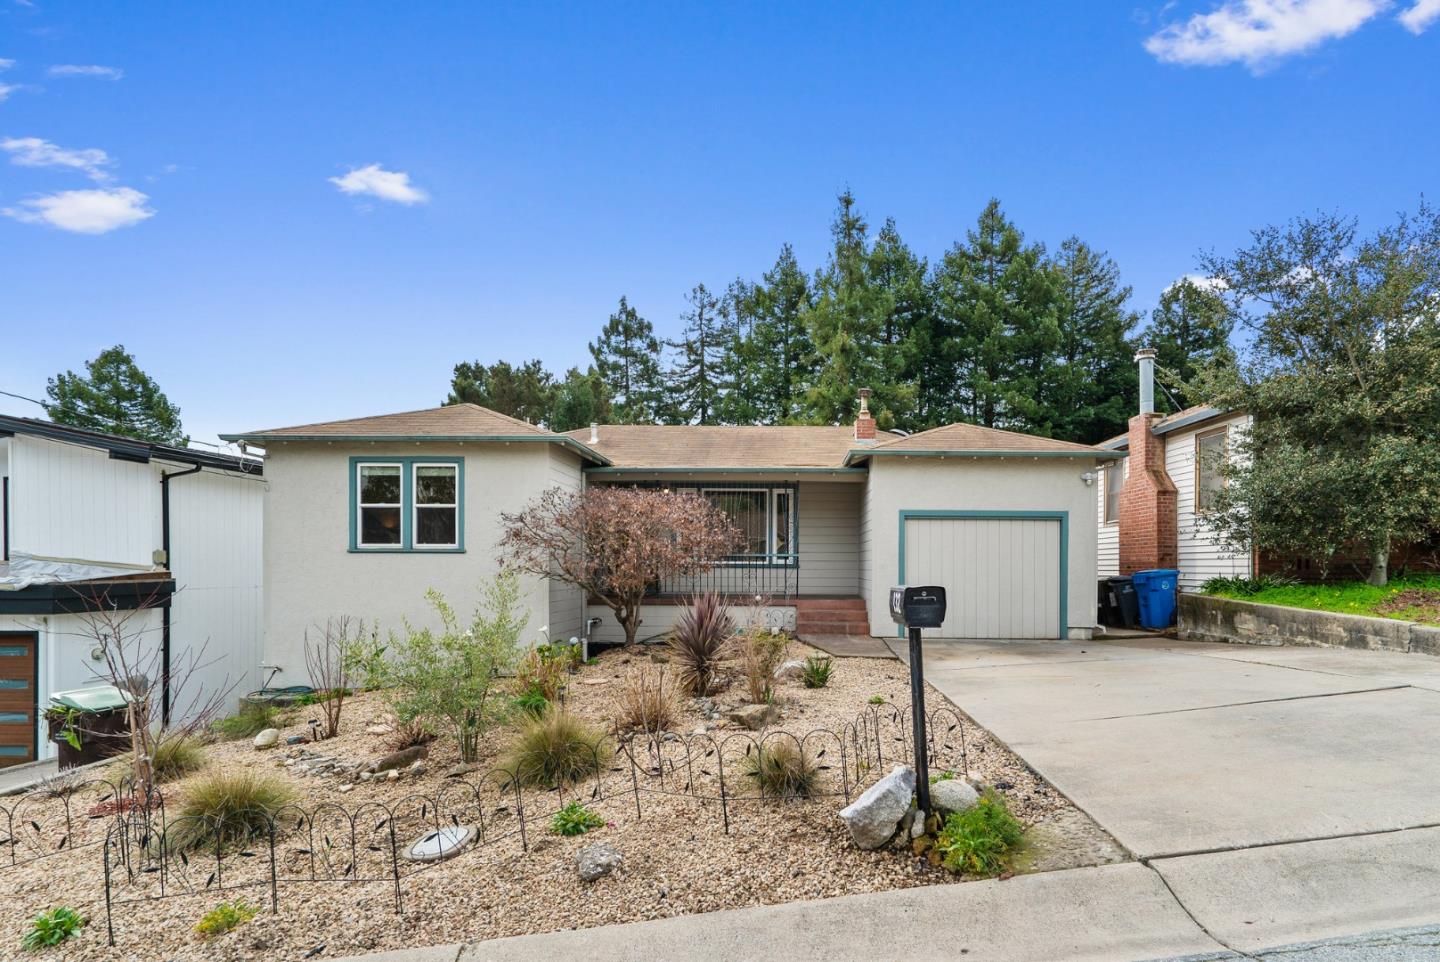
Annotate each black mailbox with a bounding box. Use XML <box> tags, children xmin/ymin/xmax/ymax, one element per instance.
<box><xmin>889</xmin><ymin>585</ymin><xmax>947</xmax><ymax>629</ymax></box>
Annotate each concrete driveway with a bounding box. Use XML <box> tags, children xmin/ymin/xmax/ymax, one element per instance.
<box><xmin>914</xmin><ymin>636</ymin><xmax>1440</xmax><ymax>951</ymax></box>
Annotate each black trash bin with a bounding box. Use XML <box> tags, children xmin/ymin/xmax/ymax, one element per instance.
<box><xmin>1101</xmin><ymin>577</ymin><xmax>1140</xmax><ymax>629</ymax></box>
<box><xmin>46</xmin><ymin>686</ymin><xmax>133</xmax><ymax>770</ymax></box>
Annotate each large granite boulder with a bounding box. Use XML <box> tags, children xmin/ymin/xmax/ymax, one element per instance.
<box><xmin>930</xmin><ymin>778</ymin><xmax>980</xmax><ymax>816</ymax></box>
<box><xmin>839</xmin><ymin>765</ymin><xmax>916</xmax><ymax>850</ymax></box>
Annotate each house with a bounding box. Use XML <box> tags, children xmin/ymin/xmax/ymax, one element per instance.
<box><xmin>0</xmin><ymin>416</ymin><xmax>264</xmax><ymax>770</ymax></box>
<box><xmin>225</xmin><ymin>392</ymin><xmax>1118</xmax><ymax>681</ymax></box>
<box><xmin>1095</xmin><ymin>348</ymin><xmax>1252</xmax><ymax>593</ymax></box>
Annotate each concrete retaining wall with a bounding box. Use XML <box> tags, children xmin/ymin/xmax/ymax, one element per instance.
<box><xmin>1179</xmin><ymin>593</ymin><xmax>1438</xmax><ymax>655</ymax></box>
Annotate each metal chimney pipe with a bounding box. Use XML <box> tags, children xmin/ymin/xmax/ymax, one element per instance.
<box><xmin>589</xmin><ymin>423</ymin><xmax>599</xmax><ymax>444</ymax></box>
<box><xmin>1135</xmin><ymin>348</ymin><xmax>1157</xmax><ymax>415</ymax></box>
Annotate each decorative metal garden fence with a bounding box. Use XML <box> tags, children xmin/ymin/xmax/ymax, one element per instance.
<box><xmin>4</xmin><ymin>702</ymin><xmax>972</xmax><ymax>947</ymax></box>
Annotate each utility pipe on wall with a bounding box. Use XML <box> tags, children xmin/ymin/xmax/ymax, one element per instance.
<box><xmin>159</xmin><ymin>463</ymin><xmax>203</xmax><ymax>725</ymax></box>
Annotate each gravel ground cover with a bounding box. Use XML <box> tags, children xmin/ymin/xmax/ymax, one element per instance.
<box><xmin>0</xmin><ymin>641</ymin><xmax>1120</xmax><ymax>961</ymax></box>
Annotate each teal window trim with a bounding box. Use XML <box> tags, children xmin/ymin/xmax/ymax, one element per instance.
<box><xmin>896</xmin><ymin>509</ymin><xmax>1068</xmax><ymax>639</ymax></box>
<box><xmin>348</xmin><ymin>456</ymin><xmax>465</xmax><ymax>553</ymax></box>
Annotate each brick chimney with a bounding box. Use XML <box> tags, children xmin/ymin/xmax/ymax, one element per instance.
<box><xmin>1119</xmin><ymin>349</ymin><xmax>1178</xmax><ymax>573</ymax></box>
<box><xmin>854</xmin><ymin>388</ymin><xmax>876</xmax><ymax>441</ymax></box>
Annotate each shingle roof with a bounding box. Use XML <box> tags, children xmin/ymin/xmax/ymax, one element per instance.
<box><xmin>564</xmin><ymin>425</ymin><xmax>862</xmax><ymax>469</ymax></box>
<box><xmin>222</xmin><ymin>404</ymin><xmax>610</xmax><ymax>464</ymax></box>
<box><xmin>569</xmin><ymin>421</ymin><xmax>1116</xmax><ymax>470</ymax></box>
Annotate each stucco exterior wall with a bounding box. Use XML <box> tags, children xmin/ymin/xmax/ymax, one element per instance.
<box><xmin>260</xmin><ymin>442</ymin><xmax>568</xmax><ymax>675</ymax></box>
<box><xmin>861</xmin><ymin>457</ymin><xmax>1102</xmax><ymax>639</ymax></box>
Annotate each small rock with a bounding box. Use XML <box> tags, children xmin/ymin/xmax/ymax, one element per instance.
<box><xmin>365</xmin><ymin>745</ymin><xmax>428</xmax><ymax>774</ymax></box>
<box><xmin>692</xmin><ymin>726</ymin><xmax>708</xmax><ymax>737</ymax></box>
<box><xmin>692</xmin><ymin>697</ymin><xmax>718</xmax><ymax>715</ymax></box>
<box><xmin>911</xmin><ymin>813</ymin><xmax>927</xmax><ymax>840</ymax></box>
<box><xmin>912</xmin><ymin>836</ymin><xmax>934</xmax><ymax>856</ymax></box>
<box><xmin>386</xmin><ymin>770</ymin><xmax>400</xmax><ymax>780</ymax></box>
<box><xmin>337</xmin><ymin>784</ymin><xmax>354</xmax><ymax>793</ymax></box>
<box><xmin>285</xmin><ymin>735</ymin><xmax>306</xmax><ymax>745</ymax></box>
<box><xmin>838</xmin><ymin>766</ymin><xmax>916</xmax><ymax>851</ymax></box>
<box><xmin>359</xmin><ymin>772</ymin><xmax>372</xmax><ymax>782</ymax></box>
<box><xmin>994</xmin><ymin>779</ymin><xmax>1014</xmax><ymax>792</ymax></box>
<box><xmin>773</xmin><ymin>659</ymin><xmax>806</xmax><ymax>681</ymax></box>
<box><xmin>408</xmin><ymin>761</ymin><xmax>427</xmax><ymax>776</ymax></box>
<box><xmin>931</xmin><ymin>779</ymin><xmax>981</xmax><ymax>815</ymax></box>
<box><xmin>576</xmin><ymin>842</ymin><xmax>623</xmax><ymax>882</ymax></box>
<box><xmin>725</xmin><ymin>703</ymin><xmax>779</xmax><ymax>731</ymax></box>
<box><xmin>253</xmin><ymin>728</ymin><xmax>279</xmax><ymax>750</ymax></box>
<box><xmin>364</xmin><ymin>724</ymin><xmax>391</xmax><ymax>735</ymax></box>
<box><xmin>446</xmin><ymin>763</ymin><xmax>478</xmax><ymax>778</ymax></box>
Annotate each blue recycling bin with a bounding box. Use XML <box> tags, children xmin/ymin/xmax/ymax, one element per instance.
<box><xmin>1132</xmin><ymin>569</ymin><xmax>1179</xmax><ymax>630</ymax></box>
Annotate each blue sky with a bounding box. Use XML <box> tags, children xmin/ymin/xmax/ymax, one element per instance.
<box><xmin>2</xmin><ymin>1</ymin><xmax>1437</xmax><ymax>448</ymax></box>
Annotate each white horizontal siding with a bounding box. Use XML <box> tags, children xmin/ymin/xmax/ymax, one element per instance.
<box><xmin>857</xmin><ymin>478</ymin><xmax>872</xmax><ymax>604</ymax></box>
<box><xmin>1096</xmin><ymin>457</ymin><xmax>1124</xmax><ymax>578</ymax></box>
<box><xmin>1167</xmin><ymin>414</ymin><xmax>1252</xmax><ymax>592</ymax></box>
<box><xmin>797</xmin><ymin>481</ymin><xmax>861</xmax><ymax>595</ymax></box>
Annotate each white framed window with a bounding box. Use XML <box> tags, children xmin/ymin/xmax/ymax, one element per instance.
<box><xmin>356</xmin><ymin>463</ymin><xmax>403</xmax><ymax>547</ymax></box>
<box><xmin>413</xmin><ymin>463</ymin><xmax>459</xmax><ymax>548</ymax></box>
<box><xmin>701</xmin><ymin>486</ymin><xmax>797</xmax><ymax>565</ymax></box>
<box><xmin>1196</xmin><ymin>428</ymin><xmax>1228</xmax><ymax>513</ymax></box>
<box><xmin>1103</xmin><ymin>459</ymin><xmax>1123</xmax><ymax>524</ymax></box>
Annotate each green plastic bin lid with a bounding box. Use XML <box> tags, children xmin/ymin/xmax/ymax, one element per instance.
<box><xmin>49</xmin><ymin>685</ymin><xmax>133</xmax><ymax>713</ymax></box>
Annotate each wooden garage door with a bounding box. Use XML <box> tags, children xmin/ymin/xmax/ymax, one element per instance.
<box><xmin>902</xmin><ymin>516</ymin><xmax>1062</xmax><ymax>639</ymax></box>
<box><xmin>0</xmin><ymin>634</ymin><xmax>38</xmax><ymax>768</ymax></box>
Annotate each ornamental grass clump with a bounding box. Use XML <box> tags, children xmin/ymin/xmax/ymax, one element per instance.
<box><xmin>741</xmin><ymin>739</ymin><xmax>819</xmax><ymax>798</ymax></box>
<box><xmin>504</xmin><ymin>708</ymin><xmax>609</xmax><ymax>789</ymax></box>
<box><xmin>613</xmin><ymin>668</ymin><xmax>677</xmax><ymax>734</ymax></box>
<box><xmin>212</xmin><ymin>701</ymin><xmax>281</xmax><ymax>741</ymax></box>
<box><xmin>801</xmin><ymin>654</ymin><xmax>833</xmax><ymax>689</ymax></box>
<box><xmin>739</xmin><ymin>627</ymin><xmax>788</xmax><ymax>704</ymax></box>
<box><xmin>667</xmin><ymin>593</ymin><xmax>733</xmax><ymax>696</ymax></box>
<box><xmin>162</xmin><ymin>770</ymin><xmax>295</xmax><ymax>853</ymax></box>
<box><xmin>934</xmin><ymin>790</ymin><xmax>1024</xmax><ymax>877</ymax></box>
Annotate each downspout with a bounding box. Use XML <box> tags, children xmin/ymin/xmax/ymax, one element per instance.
<box><xmin>160</xmin><ymin>463</ymin><xmax>203</xmax><ymax>725</ymax></box>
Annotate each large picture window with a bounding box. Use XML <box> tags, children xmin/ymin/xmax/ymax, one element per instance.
<box><xmin>701</xmin><ymin>486</ymin><xmax>797</xmax><ymax>565</ymax></box>
<box><xmin>350</xmin><ymin>457</ymin><xmax>464</xmax><ymax>552</ymax></box>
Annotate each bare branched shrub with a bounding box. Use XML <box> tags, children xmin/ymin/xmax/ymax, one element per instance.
<box><xmin>304</xmin><ymin>617</ymin><xmax>357</xmax><ymax>740</ymax></box>
<box><xmin>614</xmin><ymin>668</ymin><xmax>677</xmax><ymax>734</ymax></box>
<box><xmin>739</xmin><ymin>627</ymin><xmax>789</xmax><ymax>704</ymax></box>
<box><xmin>64</xmin><ymin>586</ymin><xmax>233</xmax><ymax>800</ymax></box>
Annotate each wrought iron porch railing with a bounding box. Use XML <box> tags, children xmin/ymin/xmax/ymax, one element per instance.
<box><xmin>654</xmin><ymin>552</ymin><xmax>799</xmax><ymax>600</ymax></box>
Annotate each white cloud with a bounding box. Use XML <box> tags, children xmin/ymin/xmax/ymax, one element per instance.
<box><xmin>0</xmin><ymin>82</ymin><xmax>15</xmax><ymax>102</ymax></box>
<box><xmin>329</xmin><ymin>164</ymin><xmax>429</xmax><ymax>205</ymax></box>
<box><xmin>1</xmin><ymin>136</ymin><xmax>113</xmax><ymax>181</ymax></box>
<box><xmin>47</xmin><ymin>64</ymin><xmax>124</xmax><ymax>80</ymax></box>
<box><xmin>3</xmin><ymin>187</ymin><xmax>153</xmax><ymax>234</ymax></box>
<box><xmin>1398</xmin><ymin>0</ymin><xmax>1440</xmax><ymax>31</ymax></box>
<box><xmin>0</xmin><ymin>58</ymin><xmax>15</xmax><ymax>71</ymax></box>
<box><xmin>1144</xmin><ymin>0</ymin><xmax>1388</xmax><ymax>69</ymax></box>
<box><xmin>1166</xmin><ymin>274</ymin><xmax>1230</xmax><ymax>293</ymax></box>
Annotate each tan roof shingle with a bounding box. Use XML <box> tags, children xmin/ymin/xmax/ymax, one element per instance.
<box><xmin>564</xmin><ymin>425</ymin><xmax>861</xmax><ymax>469</ymax></box>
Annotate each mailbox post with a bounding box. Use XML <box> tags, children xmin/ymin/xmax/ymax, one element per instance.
<box><xmin>889</xmin><ymin>585</ymin><xmax>946</xmax><ymax>816</ymax></box>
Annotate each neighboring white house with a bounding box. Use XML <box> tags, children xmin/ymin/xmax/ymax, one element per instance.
<box><xmin>0</xmin><ymin>416</ymin><xmax>264</xmax><ymax>769</ymax></box>
<box><xmin>225</xmin><ymin>393</ymin><xmax>1118</xmax><ymax>680</ymax></box>
<box><xmin>1095</xmin><ymin>350</ymin><xmax>1252</xmax><ymax>592</ymax></box>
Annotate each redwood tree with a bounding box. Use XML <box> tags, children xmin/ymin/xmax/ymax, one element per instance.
<box><xmin>499</xmin><ymin>486</ymin><xmax>742</xmax><ymax>645</ymax></box>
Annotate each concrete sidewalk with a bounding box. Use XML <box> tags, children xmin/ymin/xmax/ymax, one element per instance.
<box><xmin>346</xmin><ymin>862</ymin><xmax>1221</xmax><ymax>962</ymax></box>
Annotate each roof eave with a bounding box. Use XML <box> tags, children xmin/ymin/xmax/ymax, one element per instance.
<box><xmin>844</xmin><ymin>448</ymin><xmax>1123</xmax><ymax>466</ymax></box>
<box><xmin>583</xmin><ymin>465</ymin><xmax>865</xmax><ymax>475</ymax></box>
<box><xmin>219</xmin><ymin>432</ymin><xmax>613</xmax><ymax>467</ymax></box>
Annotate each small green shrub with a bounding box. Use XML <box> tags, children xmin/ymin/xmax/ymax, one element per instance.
<box><xmin>162</xmin><ymin>770</ymin><xmax>295</xmax><ymax>853</ymax></box>
<box><xmin>504</xmin><ymin>709</ymin><xmax>609</xmax><ymax>788</ymax></box>
<box><xmin>511</xmin><ymin>687</ymin><xmax>550</xmax><ymax>718</ymax></box>
<box><xmin>195</xmin><ymin>900</ymin><xmax>258</xmax><ymax>937</ymax></box>
<box><xmin>868</xmin><ymin>694</ymin><xmax>885</xmax><ymax>705</ymax></box>
<box><xmin>741</xmin><ymin>739</ymin><xmax>819</xmax><ymax>797</ymax></box>
<box><xmin>800</xmin><ymin>654</ymin><xmax>833</xmax><ymax>689</ymax></box>
<box><xmin>550</xmin><ymin>802</ymin><xmax>604</xmax><ymax>836</ymax></box>
<box><xmin>22</xmin><ymin>907</ymin><xmax>85</xmax><ymax>951</ymax></box>
<box><xmin>213</xmin><ymin>702</ymin><xmax>280</xmax><ymax>740</ymax></box>
<box><xmin>935</xmin><ymin>791</ymin><xmax>1024</xmax><ymax>877</ymax></box>
<box><xmin>1201</xmin><ymin>573</ymin><xmax>1301</xmax><ymax>596</ymax></box>
<box><xmin>148</xmin><ymin>736</ymin><xmax>206</xmax><ymax>783</ymax></box>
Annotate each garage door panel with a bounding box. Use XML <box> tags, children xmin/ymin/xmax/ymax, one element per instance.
<box><xmin>903</xmin><ymin>517</ymin><xmax>1061</xmax><ymax>640</ymax></box>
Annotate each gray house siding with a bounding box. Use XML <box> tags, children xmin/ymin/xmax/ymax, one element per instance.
<box><xmin>797</xmin><ymin>480</ymin><xmax>862</xmax><ymax>595</ymax></box>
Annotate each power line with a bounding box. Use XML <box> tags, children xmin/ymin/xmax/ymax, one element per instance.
<box><xmin>0</xmin><ymin>388</ymin><xmax>46</xmax><ymax>407</ymax></box>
